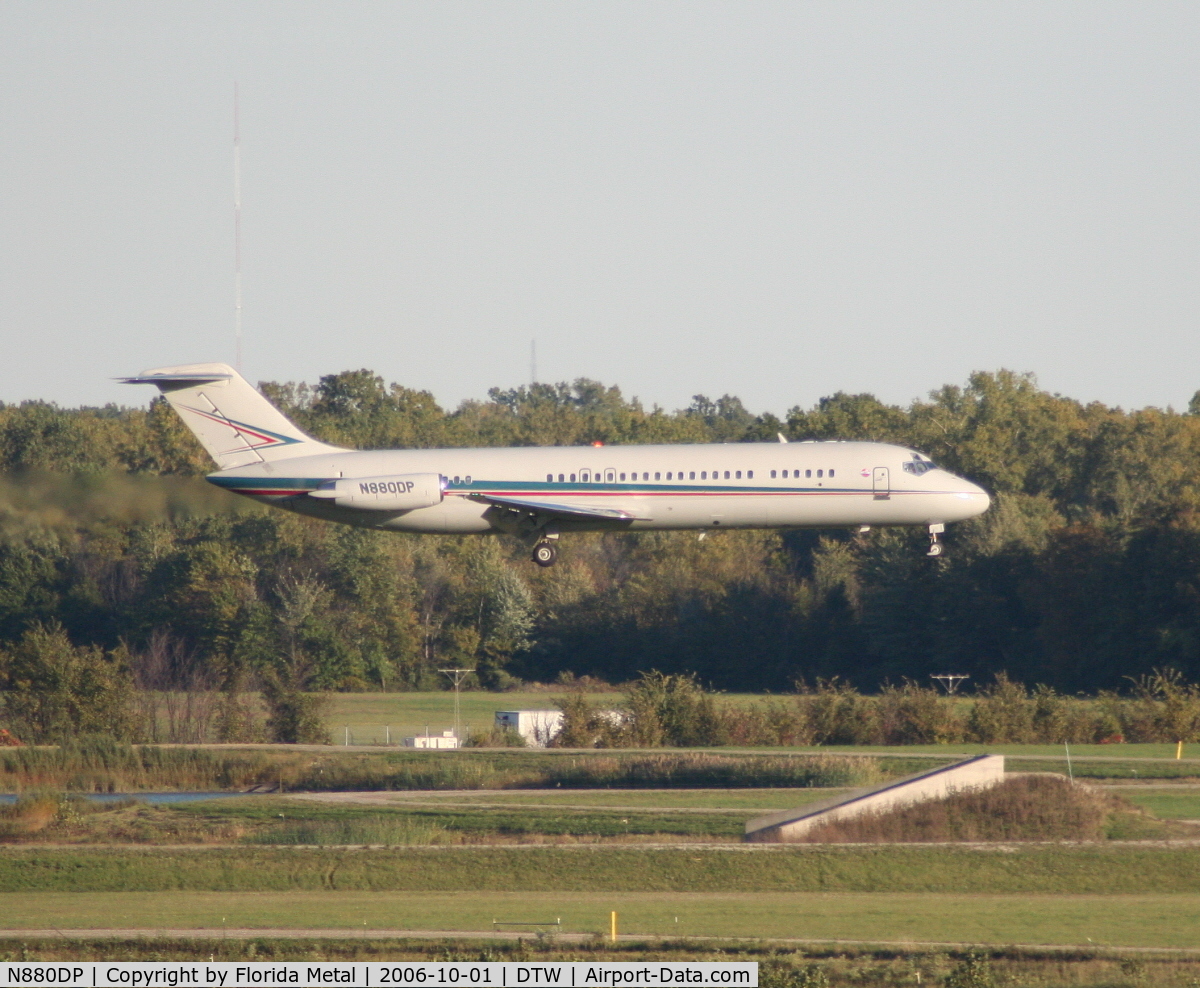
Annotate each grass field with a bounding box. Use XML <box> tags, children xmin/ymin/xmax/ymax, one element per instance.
<box><xmin>6</xmin><ymin>844</ymin><xmax>1200</xmax><ymax>893</ymax></box>
<box><xmin>3</xmin><ymin>890</ymin><xmax>1199</xmax><ymax>949</ymax></box>
<box><xmin>1112</xmin><ymin>788</ymin><xmax>1200</xmax><ymax>819</ymax></box>
<box><xmin>10</xmin><ymin>719</ymin><xmax>1200</xmax><ymax>968</ymax></box>
<box><xmin>6</xmin><ymin>777</ymin><xmax>1197</xmax><ymax>844</ymax></box>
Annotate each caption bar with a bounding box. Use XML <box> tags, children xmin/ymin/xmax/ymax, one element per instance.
<box><xmin>3</xmin><ymin>964</ymin><xmax>757</xmax><ymax>988</ymax></box>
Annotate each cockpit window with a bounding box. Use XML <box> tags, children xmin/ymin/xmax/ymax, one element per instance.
<box><xmin>902</xmin><ymin>459</ymin><xmax>938</xmax><ymax>476</ymax></box>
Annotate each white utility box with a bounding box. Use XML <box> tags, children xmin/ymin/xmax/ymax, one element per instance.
<box><xmin>404</xmin><ymin>730</ymin><xmax>460</xmax><ymax>749</ymax></box>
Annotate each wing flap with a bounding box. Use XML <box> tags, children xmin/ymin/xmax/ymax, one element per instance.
<box><xmin>467</xmin><ymin>493</ymin><xmax>650</xmax><ymax>522</ymax></box>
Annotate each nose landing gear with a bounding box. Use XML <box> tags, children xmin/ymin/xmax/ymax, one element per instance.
<box><xmin>927</xmin><ymin>523</ymin><xmax>945</xmax><ymax>558</ymax></box>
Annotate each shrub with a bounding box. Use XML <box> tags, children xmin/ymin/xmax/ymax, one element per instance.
<box><xmin>966</xmin><ymin>673</ymin><xmax>1035</xmax><ymax>743</ymax></box>
<box><xmin>552</xmin><ymin>692</ymin><xmax>625</xmax><ymax>747</ymax></box>
<box><xmin>0</xmin><ymin>791</ymin><xmax>63</xmax><ymax>838</ymax></box>
<box><xmin>799</xmin><ymin>678</ymin><xmax>881</xmax><ymax>744</ymax></box>
<box><xmin>721</xmin><ymin>697</ymin><xmax>813</xmax><ymax>746</ymax></box>
<box><xmin>463</xmin><ymin>726</ymin><xmax>527</xmax><ymax>748</ymax></box>
<box><xmin>877</xmin><ymin>681</ymin><xmax>963</xmax><ymax>744</ymax></box>
<box><xmin>260</xmin><ymin>680</ymin><xmax>332</xmax><ymax>745</ymax></box>
<box><xmin>944</xmin><ymin>953</ymin><xmax>996</xmax><ymax>988</ymax></box>
<box><xmin>622</xmin><ymin>671</ymin><xmax>727</xmax><ymax>746</ymax></box>
<box><xmin>1119</xmin><ymin>668</ymin><xmax>1200</xmax><ymax>742</ymax></box>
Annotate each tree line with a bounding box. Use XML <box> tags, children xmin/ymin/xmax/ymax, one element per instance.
<box><xmin>3</xmin><ymin>367</ymin><xmax>1200</xmax><ymax>723</ymax></box>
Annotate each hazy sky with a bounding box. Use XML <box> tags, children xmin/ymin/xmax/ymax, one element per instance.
<box><xmin>1</xmin><ymin>2</ymin><xmax>1197</xmax><ymax>417</ymax></box>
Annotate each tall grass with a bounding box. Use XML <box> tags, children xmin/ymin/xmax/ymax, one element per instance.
<box><xmin>285</xmin><ymin>751</ymin><xmax>882</xmax><ymax>791</ymax></box>
<box><xmin>0</xmin><ymin>740</ymin><xmax>285</xmax><ymax>792</ymax></box>
<box><xmin>0</xmin><ymin>741</ymin><xmax>883</xmax><ymax>793</ymax></box>
<box><xmin>528</xmin><ymin>753</ymin><xmax>879</xmax><ymax>789</ymax></box>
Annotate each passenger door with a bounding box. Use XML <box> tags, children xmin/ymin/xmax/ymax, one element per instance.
<box><xmin>872</xmin><ymin>467</ymin><xmax>890</xmax><ymax>499</ymax></box>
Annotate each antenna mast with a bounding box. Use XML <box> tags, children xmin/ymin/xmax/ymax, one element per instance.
<box><xmin>234</xmin><ymin>82</ymin><xmax>242</xmax><ymax>372</ymax></box>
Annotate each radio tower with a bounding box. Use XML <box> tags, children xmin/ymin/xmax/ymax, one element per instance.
<box><xmin>234</xmin><ymin>83</ymin><xmax>243</xmax><ymax>372</ymax></box>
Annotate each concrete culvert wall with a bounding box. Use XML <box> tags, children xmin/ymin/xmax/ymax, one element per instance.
<box><xmin>792</xmin><ymin>773</ymin><xmax>1132</xmax><ymax>843</ymax></box>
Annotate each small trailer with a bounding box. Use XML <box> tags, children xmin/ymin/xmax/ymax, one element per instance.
<box><xmin>494</xmin><ymin>710</ymin><xmax>564</xmax><ymax>747</ymax></box>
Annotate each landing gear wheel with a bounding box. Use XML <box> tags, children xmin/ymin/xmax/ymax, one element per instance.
<box><xmin>532</xmin><ymin>541</ymin><xmax>558</xmax><ymax>567</ymax></box>
<box><xmin>926</xmin><ymin>523</ymin><xmax>945</xmax><ymax>558</ymax></box>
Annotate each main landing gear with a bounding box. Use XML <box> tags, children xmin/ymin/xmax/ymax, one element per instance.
<box><xmin>927</xmin><ymin>523</ymin><xmax>945</xmax><ymax>558</ymax></box>
<box><xmin>532</xmin><ymin>540</ymin><xmax>558</xmax><ymax>567</ymax></box>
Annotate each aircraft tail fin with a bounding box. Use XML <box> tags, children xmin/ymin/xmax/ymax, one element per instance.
<box><xmin>122</xmin><ymin>362</ymin><xmax>343</xmax><ymax>469</ymax></box>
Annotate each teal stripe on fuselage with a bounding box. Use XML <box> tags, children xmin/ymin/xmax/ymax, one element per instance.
<box><xmin>206</xmin><ymin>474</ymin><xmax>866</xmax><ymax>496</ymax></box>
<box><xmin>447</xmin><ymin>480</ymin><xmax>866</xmax><ymax>496</ymax></box>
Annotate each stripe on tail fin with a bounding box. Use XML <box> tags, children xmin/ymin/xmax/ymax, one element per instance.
<box><xmin>122</xmin><ymin>362</ymin><xmax>343</xmax><ymax>469</ymax></box>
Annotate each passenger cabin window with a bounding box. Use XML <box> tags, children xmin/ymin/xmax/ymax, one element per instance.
<box><xmin>619</xmin><ymin>473</ymin><xmax>626</xmax><ymax>481</ymax></box>
<box><xmin>770</xmin><ymin>470</ymin><xmax>776</xmax><ymax>478</ymax></box>
<box><xmin>546</xmin><ymin>474</ymin><xmax>552</xmax><ymax>482</ymax></box>
<box><xmin>689</xmin><ymin>471</ymin><xmax>696</xmax><ymax>480</ymax></box>
<box><xmin>454</xmin><ymin>476</ymin><xmax>461</xmax><ymax>484</ymax></box>
<box><xmin>817</xmin><ymin>470</ymin><xmax>823</xmax><ymax>478</ymax></box>
<box><xmin>735</xmin><ymin>471</ymin><xmax>742</xmax><ymax>479</ymax></box>
<box><xmin>558</xmin><ymin>474</ymin><xmax>564</xmax><ymax>482</ymax></box>
<box><xmin>805</xmin><ymin>469</ymin><xmax>812</xmax><ymax>478</ymax></box>
<box><xmin>829</xmin><ymin>469</ymin><xmax>835</xmax><ymax>478</ymax></box>
<box><xmin>570</xmin><ymin>473</ymin><xmax>576</xmax><ymax>482</ymax></box>
<box><xmin>655</xmin><ymin>472</ymin><xmax>661</xmax><ymax>480</ymax></box>
<box><xmin>747</xmin><ymin>470</ymin><xmax>753</xmax><ymax>479</ymax></box>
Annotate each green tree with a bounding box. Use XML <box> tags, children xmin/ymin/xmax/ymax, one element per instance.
<box><xmin>0</xmin><ymin>623</ymin><xmax>134</xmax><ymax>742</ymax></box>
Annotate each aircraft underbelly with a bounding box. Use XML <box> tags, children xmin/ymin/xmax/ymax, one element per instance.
<box><xmin>382</xmin><ymin>496</ymin><xmax>493</xmax><ymax>533</ymax></box>
<box><xmin>266</xmin><ymin>487</ymin><xmax>965</xmax><ymax>534</ymax></box>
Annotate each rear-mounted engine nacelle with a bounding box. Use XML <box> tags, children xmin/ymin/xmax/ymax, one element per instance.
<box><xmin>309</xmin><ymin>473</ymin><xmax>445</xmax><ymax>511</ymax></box>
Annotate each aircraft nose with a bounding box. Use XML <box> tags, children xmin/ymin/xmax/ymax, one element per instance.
<box><xmin>954</xmin><ymin>478</ymin><xmax>991</xmax><ymax>517</ymax></box>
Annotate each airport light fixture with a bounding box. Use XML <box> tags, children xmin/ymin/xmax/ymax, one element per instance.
<box><xmin>930</xmin><ymin>673</ymin><xmax>970</xmax><ymax>695</ymax></box>
<box><xmin>439</xmin><ymin>667</ymin><xmax>475</xmax><ymax>743</ymax></box>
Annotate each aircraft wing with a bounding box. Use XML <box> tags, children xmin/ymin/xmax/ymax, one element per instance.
<box><xmin>466</xmin><ymin>493</ymin><xmax>651</xmax><ymax>522</ymax></box>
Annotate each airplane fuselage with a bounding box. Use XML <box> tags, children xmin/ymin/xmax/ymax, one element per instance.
<box><xmin>207</xmin><ymin>440</ymin><xmax>989</xmax><ymax>534</ymax></box>
<box><xmin>123</xmin><ymin>363</ymin><xmax>990</xmax><ymax>563</ymax></box>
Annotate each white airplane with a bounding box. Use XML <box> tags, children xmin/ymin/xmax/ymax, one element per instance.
<box><xmin>125</xmin><ymin>363</ymin><xmax>990</xmax><ymax>565</ymax></box>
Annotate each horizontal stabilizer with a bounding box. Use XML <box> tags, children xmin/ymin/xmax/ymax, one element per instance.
<box><xmin>122</xmin><ymin>362</ymin><xmax>343</xmax><ymax>470</ymax></box>
<box><xmin>121</xmin><ymin>370</ymin><xmax>233</xmax><ymax>389</ymax></box>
